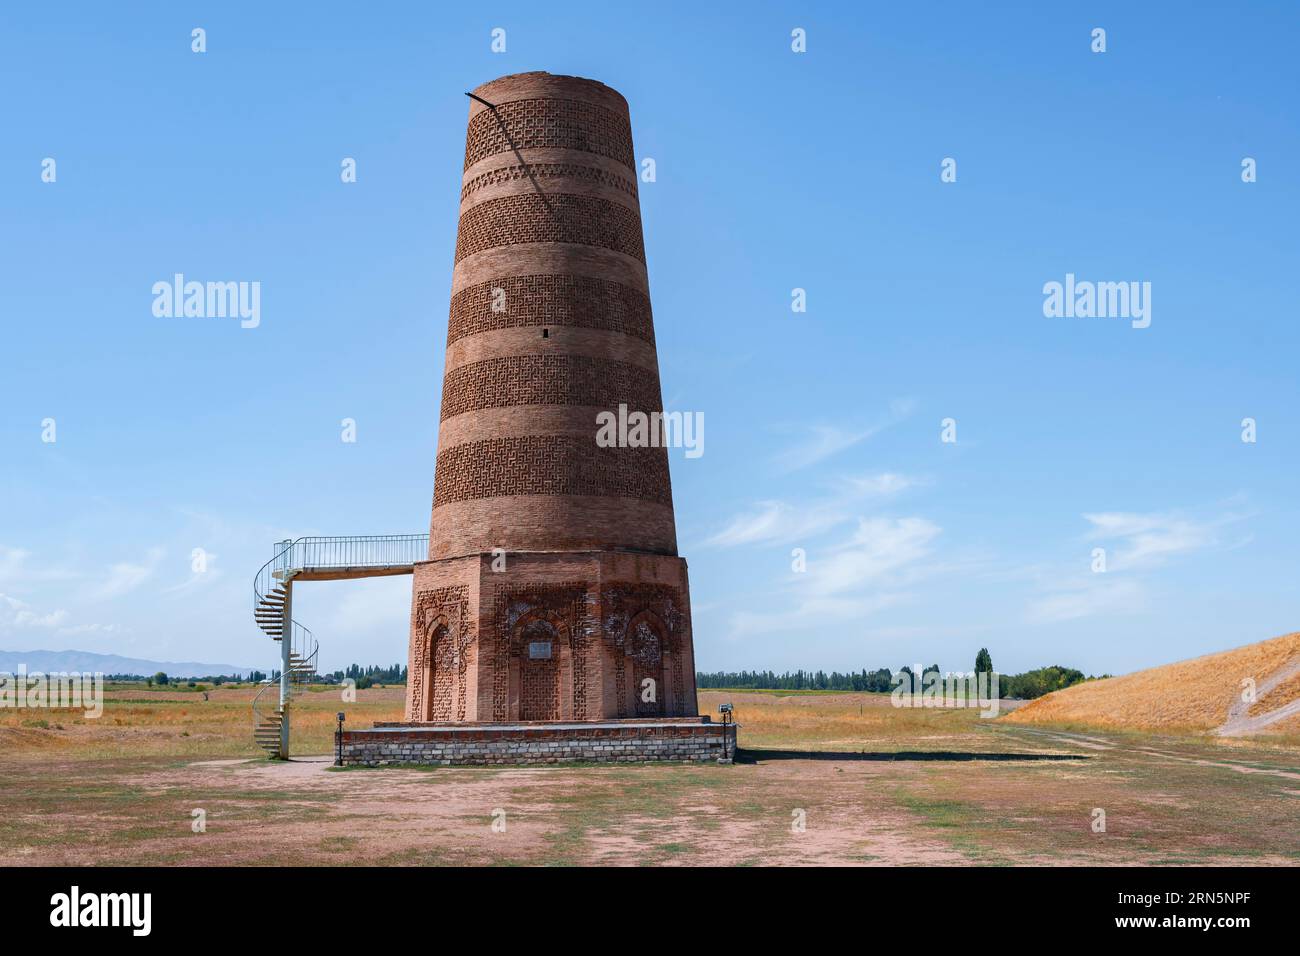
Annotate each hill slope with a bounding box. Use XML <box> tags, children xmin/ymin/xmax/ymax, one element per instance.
<box><xmin>0</xmin><ymin>649</ymin><xmax>252</xmax><ymax>679</ymax></box>
<box><xmin>1001</xmin><ymin>631</ymin><xmax>1300</xmax><ymax>737</ymax></box>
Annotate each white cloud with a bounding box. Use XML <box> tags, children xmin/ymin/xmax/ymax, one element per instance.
<box><xmin>770</xmin><ymin>400</ymin><xmax>915</xmax><ymax>472</ymax></box>
<box><xmin>161</xmin><ymin>551</ymin><xmax>222</xmax><ymax>596</ymax></box>
<box><xmin>704</xmin><ymin>472</ymin><xmax>919</xmax><ymax>549</ymax></box>
<box><xmin>0</xmin><ymin>593</ymin><xmax>69</xmax><ymax>631</ymax></box>
<box><xmin>705</xmin><ymin>499</ymin><xmax>845</xmax><ymax>548</ymax></box>
<box><xmin>0</xmin><ymin>545</ymin><xmax>78</xmax><ymax>586</ymax></box>
<box><xmin>1082</xmin><ymin>510</ymin><xmax>1227</xmax><ymax>570</ymax></box>
<box><xmin>804</xmin><ymin>517</ymin><xmax>941</xmax><ymax>598</ymax></box>
<box><xmin>726</xmin><ymin>516</ymin><xmax>943</xmax><ymax>639</ymax></box>
<box><xmin>91</xmin><ymin>548</ymin><xmax>164</xmax><ymax>600</ymax></box>
<box><xmin>57</xmin><ymin>623</ymin><xmax>123</xmax><ymax>636</ymax></box>
<box><xmin>728</xmin><ymin>592</ymin><xmax>909</xmax><ymax>638</ymax></box>
<box><xmin>1025</xmin><ymin>577</ymin><xmax>1145</xmax><ymax>624</ymax></box>
<box><xmin>772</xmin><ymin>424</ymin><xmax>880</xmax><ymax>472</ymax></box>
<box><xmin>833</xmin><ymin>472</ymin><xmax>916</xmax><ymax>497</ymax></box>
<box><xmin>0</xmin><ymin>546</ymin><xmax>30</xmax><ymax>582</ymax></box>
<box><xmin>1023</xmin><ymin>507</ymin><xmax>1243</xmax><ymax>624</ymax></box>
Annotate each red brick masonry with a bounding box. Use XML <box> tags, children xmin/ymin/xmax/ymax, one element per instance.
<box><xmin>407</xmin><ymin>72</ymin><xmax>698</xmax><ymax>723</ymax></box>
<box><xmin>340</xmin><ymin>717</ymin><xmax>736</xmax><ymax>766</ymax></box>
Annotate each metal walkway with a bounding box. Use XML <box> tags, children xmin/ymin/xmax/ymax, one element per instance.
<box><xmin>251</xmin><ymin>534</ymin><xmax>428</xmax><ymax>757</ymax></box>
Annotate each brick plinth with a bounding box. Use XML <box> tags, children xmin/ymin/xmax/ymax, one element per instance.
<box><xmin>339</xmin><ymin>719</ymin><xmax>735</xmax><ymax>766</ymax></box>
<box><xmin>405</xmin><ymin>550</ymin><xmax>696</xmax><ymax>722</ymax></box>
<box><xmin>403</xmin><ymin>72</ymin><xmax>699</xmax><ymax>729</ymax></box>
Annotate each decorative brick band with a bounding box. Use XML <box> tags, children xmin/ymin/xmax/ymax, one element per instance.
<box><xmin>461</xmin><ymin>161</ymin><xmax>638</xmax><ymax>203</ymax></box>
<box><xmin>447</xmin><ymin>275</ymin><xmax>654</xmax><ymax>346</ymax></box>
<box><xmin>440</xmin><ymin>355</ymin><xmax>662</xmax><ymax>421</ymax></box>
<box><xmin>433</xmin><ymin>435</ymin><xmax>671</xmax><ymax>506</ymax></box>
<box><xmin>463</xmin><ymin>97</ymin><xmax>635</xmax><ymax>171</ymax></box>
<box><xmin>454</xmin><ymin>194</ymin><xmax>645</xmax><ymax>263</ymax></box>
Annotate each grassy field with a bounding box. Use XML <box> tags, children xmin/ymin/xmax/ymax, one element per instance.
<box><xmin>0</xmin><ymin>681</ymin><xmax>406</xmax><ymax>759</ymax></box>
<box><xmin>2</xmin><ymin>683</ymin><xmax>1298</xmax><ymax>865</ymax></box>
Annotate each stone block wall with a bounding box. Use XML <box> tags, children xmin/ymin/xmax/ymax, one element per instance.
<box><xmin>339</xmin><ymin>720</ymin><xmax>734</xmax><ymax>767</ymax></box>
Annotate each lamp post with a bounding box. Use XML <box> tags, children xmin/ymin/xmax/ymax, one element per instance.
<box><xmin>719</xmin><ymin>703</ymin><xmax>733</xmax><ymax>763</ymax></box>
<box><xmin>335</xmin><ymin>712</ymin><xmax>345</xmax><ymax>766</ymax></box>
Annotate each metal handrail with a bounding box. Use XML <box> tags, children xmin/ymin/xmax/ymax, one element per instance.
<box><xmin>250</xmin><ymin>534</ymin><xmax>424</xmax><ymax>753</ymax></box>
<box><xmin>251</xmin><ymin>621</ymin><xmax>318</xmax><ymax>732</ymax></box>
<box><xmin>252</xmin><ymin>535</ymin><xmax>428</xmax><ymax>613</ymax></box>
<box><xmin>289</xmin><ymin>620</ymin><xmax>318</xmax><ymax>678</ymax></box>
<box><xmin>251</xmin><ymin>679</ymin><xmax>280</xmax><ymax>730</ymax></box>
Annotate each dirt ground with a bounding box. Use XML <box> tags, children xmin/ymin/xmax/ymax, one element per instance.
<box><xmin>2</xmin><ymin>688</ymin><xmax>1297</xmax><ymax>865</ymax></box>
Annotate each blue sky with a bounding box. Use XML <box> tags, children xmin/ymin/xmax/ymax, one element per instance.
<box><xmin>1</xmin><ymin>2</ymin><xmax>1297</xmax><ymax>677</ymax></box>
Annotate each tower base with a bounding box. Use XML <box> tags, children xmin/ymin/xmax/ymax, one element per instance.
<box><xmin>405</xmin><ymin>550</ymin><xmax>698</xmax><ymax>723</ymax></box>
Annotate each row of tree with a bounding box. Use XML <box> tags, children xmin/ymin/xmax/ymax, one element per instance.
<box><xmin>695</xmin><ymin>667</ymin><xmax>937</xmax><ymax>693</ymax></box>
<box><xmin>119</xmin><ymin>650</ymin><xmax>1095</xmax><ymax>701</ymax></box>
<box><xmin>695</xmin><ymin>649</ymin><xmax>1100</xmax><ymax>700</ymax></box>
<box><xmin>322</xmin><ymin>663</ymin><xmax>407</xmax><ymax>689</ymax></box>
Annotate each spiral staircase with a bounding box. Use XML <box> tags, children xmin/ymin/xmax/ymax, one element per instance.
<box><xmin>251</xmin><ymin>534</ymin><xmax>428</xmax><ymax>758</ymax></box>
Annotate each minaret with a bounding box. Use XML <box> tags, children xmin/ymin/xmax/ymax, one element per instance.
<box><xmin>405</xmin><ymin>72</ymin><xmax>698</xmax><ymax>723</ymax></box>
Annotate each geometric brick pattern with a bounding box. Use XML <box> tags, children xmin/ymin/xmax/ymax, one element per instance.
<box><xmin>433</xmin><ymin>435</ymin><xmax>673</xmax><ymax>506</ymax></box>
<box><xmin>428</xmin><ymin>623</ymin><xmax>457</xmax><ymax>720</ymax></box>
<box><xmin>631</xmin><ymin>620</ymin><xmax>664</xmax><ymax>717</ymax></box>
<box><xmin>600</xmin><ymin>582</ymin><xmax>687</xmax><ymax>719</ymax></box>
<box><xmin>518</xmin><ymin>633</ymin><xmax>559</xmax><ymax>720</ymax></box>
<box><xmin>454</xmin><ymin>193</ymin><xmax>645</xmax><ymax>263</ymax></box>
<box><xmin>447</xmin><ymin>275</ymin><xmax>655</xmax><ymax>346</ymax></box>
<box><xmin>408</xmin><ymin>584</ymin><xmax>472</xmax><ymax>722</ymax></box>
<box><xmin>461</xmin><ymin>161</ymin><xmax>638</xmax><ymax>203</ymax></box>
<box><xmin>440</xmin><ymin>354</ymin><xmax>662</xmax><ymax>421</ymax></box>
<box><xmin>463</xmin><ymin>97</ymin><xmax>635</xmax><ymax>171</ymax></box>
<box><xmin>490</xmin><ymin>581</ymin><xmax>591</xmax><ymax>721</ymax></box>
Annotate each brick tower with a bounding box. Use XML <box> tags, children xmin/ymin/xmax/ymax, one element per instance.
<box><xmin>404</xmin><ymin>72</ymin><xmax>698</xmax><ymax>724</ymax></box>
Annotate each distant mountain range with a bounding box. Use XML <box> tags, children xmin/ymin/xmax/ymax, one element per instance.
<box><xmin>0</xmin><ymin>649</ymin><xmax>254</xmax><ymax>679</ymax></box>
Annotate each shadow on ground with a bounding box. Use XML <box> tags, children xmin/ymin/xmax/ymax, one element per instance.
<box><xmin>737</xmin><ymin>748</ymin><xmax>1089</xmax><ymax>763</ymax></box>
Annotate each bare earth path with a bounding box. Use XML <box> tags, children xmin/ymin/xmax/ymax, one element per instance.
<box><xmin>1217</xmin><ymin>655</ymin><xmax>1300</xmax><ymax>737</ymax></box>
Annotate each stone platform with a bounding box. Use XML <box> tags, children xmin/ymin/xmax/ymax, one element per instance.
<box><xmin>338</xmin><ymin>717</ymin><xmax>736</xmax><ymax>767</ymax></box>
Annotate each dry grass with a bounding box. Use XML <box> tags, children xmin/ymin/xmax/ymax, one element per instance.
<box><xmin>1003</xmin><ymin>630</ymin><xmax>1300</xmax><ymax>737</ymax></box>
<box><xmin>2</xmin><ymin>682</ymin><xmax>1297</xmax><ymax>865</ymax></box>
<box><xmin>1252</xmin><ymin>669</ymin><xmax>1300</xmax><ymax>720</ymax></box>
<box><xmin>698</xmin><ymin>689</ymin><xmax>1020</xmax><ymax>752</ymax></box>
<box><xmin>0</xmin><ymin>682</ymin><xmax>405</xmax><ymax>759</ymax></box>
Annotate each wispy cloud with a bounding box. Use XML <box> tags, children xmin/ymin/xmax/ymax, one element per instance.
<box><xmin>0</xmin><ymin>545</ymin><xmax>79</xmax><ymax>586</ymax></box>
<box><xmin>1082</xmin><ymin>511</ymin><xmax>1222</xmax><ymax>570</ymax></box>
<box><xmin>705</xmin><ymin>499</ymin><xmax>844</xmax><ymax>549</ymax></box>
<box><xmin>803</xmin><ymin>517</ymin><xmax>942</xmax><ymax>598</ymax></box>
<box><xmin>0</xmin><ymin>593</ymin><xmax>69</xmax><ymax>631</ymax></box>
<box><xmin>161</xmin><ymin>551</ymin><xmax>222</xmax><ymax>596</ymax></box>
<box><xmin>0</xmin><ymin>547</ymin><xmax>30</xmax><ymax>582</ymax></box>
<box><xmin>1025</xmin><ymin>577</ymin><xmax>1146</xmax><ymax>624</ymax></box>
<box><xmin>770</xmin><ymin>399</ymin><xmax>915</xmax><ymax>472</ymax></box>
<box><xmin>726</xmin><ymin>516</ymin><xmax>943</xmax><ymax>639</ymax></box>
<box><xmin>1024</xmin><ymin>507</ymin><xmax>1246</xmax><ymax>623</ymax></box>
<box><xmin>728</xmin><ymin>592</ymin><xmax>909</xmax><ymax>638</ymax></box>
<box><xmin>92</xmin><ymin>548</ymin><xmax>164</xmax><ymax>600</ymax></box>
<box><xmin>771</xmin><ymin>423</ymin><xmax>881</xmax><ymax>472</ymax></box>
<box><xmin>56</xmin><ymin>622</ymin><xmax>124</xmax><ymax>637</ymax></box>
<box><xmin>704</xmin><ymin>471</ymin><xmax>920</xmax><ymax>549</ymax></box>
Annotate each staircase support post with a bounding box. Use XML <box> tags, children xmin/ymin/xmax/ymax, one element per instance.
<box><xmin>279</xmin><ymin>577</ymin><xmax>293</xmax><ymax>759</ymax></box>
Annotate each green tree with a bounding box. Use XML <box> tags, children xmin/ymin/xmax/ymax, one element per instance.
<box><xmin>975</xmin><ymin>647</ymin><xmax>993</xmax><ymax>676</ymax></box>
<box><xmin>153</xmin><ymin>671</ymin><xmax>169</xmax><ymax>686</ymax></box>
